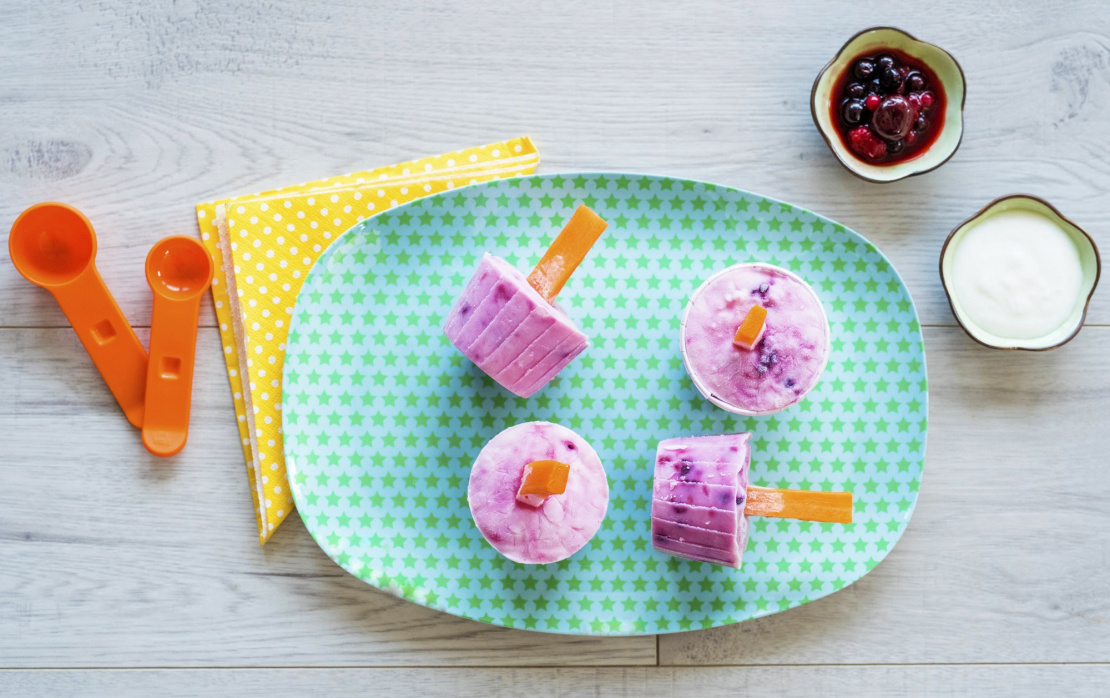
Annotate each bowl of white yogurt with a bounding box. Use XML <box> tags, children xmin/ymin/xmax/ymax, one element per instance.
<box><xmin>940</xmin><ymin>195</ymin><xmax>1100</xmax><ymax>350</ymax></box>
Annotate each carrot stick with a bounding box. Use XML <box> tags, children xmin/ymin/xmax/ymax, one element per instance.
<box><xmin>526</xmin><ymin>205</ymin><xmax>608</xmax><ymax>304</ymax></box>
<box><xmin>744</xmin><ymin>486</ymin><xmax>853</xmax><ymax>524</ymax></box>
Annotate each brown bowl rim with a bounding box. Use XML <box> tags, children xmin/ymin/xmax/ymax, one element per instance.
<box><xmin>810</xmin><ymin>26</ymin><xmax>968</xmax><ymax>184</ymax></box>
<box><xmin>938</xmin><ymin>193</ymin><xmax>1102</xmax><ymax>351</ymax></box>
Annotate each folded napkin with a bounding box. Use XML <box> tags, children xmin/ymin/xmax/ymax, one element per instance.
<box><xmin>196</xmin><ymin>137</ymin><xmax>540</xmax><ymax>543</ymax></box>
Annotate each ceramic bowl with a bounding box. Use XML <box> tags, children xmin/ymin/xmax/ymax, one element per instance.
<box><xmin>811</xmin><ymin>26</ymin><xmax>966</xmax><ymax>183</ymax></box>
<box><xmin>940</xmin><ymin>195</ymin><xmax>1101</xmax><ymax>350</ymax></box>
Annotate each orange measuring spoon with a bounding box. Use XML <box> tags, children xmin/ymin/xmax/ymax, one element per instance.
<box><xmin>141</xmin><ymin>236</ymin><xmax>213</xmax><ymax>457</ymax></box>
<box><xmin>9</xmin><ymin>202</ymin><xmax>148</xmax><ymax>428</ymax></box>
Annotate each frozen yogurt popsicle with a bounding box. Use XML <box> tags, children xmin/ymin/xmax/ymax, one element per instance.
<box><xmin>468</xmin><ymin>421</ymin><xmax>609</xmax><ymax>564</ymax></box>
<box><xmin>444</xmin><ymin>206</ymin><xmax>608</xmax><ymax>398</ymax></box>
<box><xmin>681</xmin><ymin>263</ymin><xmax>831</xmax><ymax>415</ymax></box>
<box><xmin>651</xmin><ymin>433</ymin><xmax>852</xmax><ymax>568</ymax></box>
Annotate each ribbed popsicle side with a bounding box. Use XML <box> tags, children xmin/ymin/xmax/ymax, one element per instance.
<box><xmin>443</xmin><ymin>254</ymin><xmax>501</xmax><ymax>339</ymax></box>
<box><xmin>444</xmin><ymin>254</ymin><xmax>587</xmax><ymax>398</ymax></box>
<box><xmin>650</xmin><ymin>433</ymin><xmax>752</xmax><ymax>569</ymax></box>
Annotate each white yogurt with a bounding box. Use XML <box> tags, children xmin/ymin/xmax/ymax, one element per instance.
<box><xmin>950</xmin><ymin>209</ymin><xmax>1083</xmax><ymax>339</ymax></box>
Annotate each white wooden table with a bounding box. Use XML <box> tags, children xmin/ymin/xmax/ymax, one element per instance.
<box><xmin>3</xmin><ymin>2</ymin><xmax>1108</xmax><ymax>695</ymax></box>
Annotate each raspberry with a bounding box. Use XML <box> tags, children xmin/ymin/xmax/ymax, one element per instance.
<box><xmin>848</xmin><ymin>126</ymin><xmax>887</xmax><ymax>161</ymax></box>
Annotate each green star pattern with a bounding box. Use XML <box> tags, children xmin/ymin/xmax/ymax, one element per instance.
<box><xmin>282</xmin><ymin>174</ymin><xmax>928</xmax><ymax>635</ymax></box>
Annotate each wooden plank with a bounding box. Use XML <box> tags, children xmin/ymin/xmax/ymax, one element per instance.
<box><xmin>2</xmin><ymin>666</ymin><xmax>1109</xmax><ymax>698</ymax></box>
<box><xmin>1</xmin><ymin>0</ymin><xmax>1108</xmax><ymax>328</ymax></box>
<box><xmin>661</xmin><ymin>326</ymin><xmax>1110</xmax><ymax>664</ymax></box>
<box><xmin>0</xmin><ymin>328</ymin><xmax>655</xmax><ymax>667</ymax></box>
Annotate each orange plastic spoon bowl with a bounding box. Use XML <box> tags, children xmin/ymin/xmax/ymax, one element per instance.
<box><xmin>9</xmin><ymin>203</ymin><xmax>148</xmax><ymax>428</ymax></box>
<box><xmin>142</xmin><ymin>236</ymin><xmax>213</xmax><ymax>457</ymax></box>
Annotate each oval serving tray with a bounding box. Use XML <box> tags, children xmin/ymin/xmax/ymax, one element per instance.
<box><xmin>282</xmin><ymin>173</ymin><xmax>927</xmax><ymax>635</ymax></box>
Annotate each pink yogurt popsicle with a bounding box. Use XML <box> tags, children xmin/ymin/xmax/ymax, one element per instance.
<box><xmin>681</xmin><ymin>263</ymin><xmax>830</xmax><ymax>415</ymax></box>
<box><xmin>651</xmin><ymin>433</ymin><xmax>751</xmax><ymax>568</ymax></box>
<box><xmin>444</xmin><ymin>254</ymin><xmax>588</xmax><ymax>398</ymax></box>
<box><xmin>468</xmin><ymin>421</ymin><xmax>609</xmax><ymax>565</ymax></box>
<box><xmin>444</xmin><ymin>206</ymin><xmax>607</xmax><ymax>398</ymax></box>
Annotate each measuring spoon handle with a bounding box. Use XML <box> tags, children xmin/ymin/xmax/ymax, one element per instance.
<box><xmin>52</xmin><ymin>267</ymin><xmax>148</xmax><ymax>429</ymax></box>
<box><xmin>141</xmin><ymin>291</ymin><xmax>203</xmax><ymax>457</ymax></box>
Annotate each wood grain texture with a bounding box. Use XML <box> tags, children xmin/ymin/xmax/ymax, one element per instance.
<box><xmin>1</xmin><ymin>0</ymin><xmax>1107</xmax><ymax>328</ymax></box>
<box><xmin>2</xmin><ymin>666</ymin><xmax>1110</xmax><ymax>698</ymax></box>
<box><xmin>2</xmin><ymin>0</ymin><xmax>1109</xmax><ymax>692</ymax></box>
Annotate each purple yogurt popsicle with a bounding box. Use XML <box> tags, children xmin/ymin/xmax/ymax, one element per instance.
<box><xmin>651</xmin><ymin>433</ymin><xmax>751</xmax><ymax>568</ymax></box>
<box><xmin>681</xmin><ymin>263</ymin><xmax>830</xmax><ymax>415</ymax></box>
<box><xmin>468</xmin><ymin>421</ymin><xmax>609</xmax><ymax>565</ymax></box>
<box><xmin>444</xmin><ymin>254</ymin><xmax>588</xmax><ymax>398</ymax></box>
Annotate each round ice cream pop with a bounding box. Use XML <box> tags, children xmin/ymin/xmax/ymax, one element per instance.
<box><xmin>651</xmin><ymin>433</ymin><xmax>852</xmax><ymax>568</ymax></box>
<box><xmin>444</xmin><ymin>205</ymin><xmax>608</xmax><ymax>398</ymax></box>
<box><xmin>468</xmin><ymin>421</ymin><xmax>609</xmax><ymax>565</ymax></box>
<box><xmin>681</xmin><ymin>263</ymin><xmax>831</xmax><ymax>416</ymax></box>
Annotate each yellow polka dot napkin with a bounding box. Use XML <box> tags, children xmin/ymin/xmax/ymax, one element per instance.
<box><xmin>196</xmin><ymin>137</ymin><xmax>540</xmax><ymax>543</ymax></box>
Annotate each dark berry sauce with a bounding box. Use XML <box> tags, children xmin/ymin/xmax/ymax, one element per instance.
<box><xmin>830</xmin><ymin>48</ymin><xmax>945</xmax><ymax>166</ymax></box>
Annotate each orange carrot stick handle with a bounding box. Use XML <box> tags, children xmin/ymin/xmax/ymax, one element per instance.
<box><xmin>526</xmin><ymin>205</ymin><xmax>608</xmax><ymax>304</ymax></box>
<box><xmin>744</xmin><ymin>486</ymin><xmax>853</xmax><ymax>524</ymax></box>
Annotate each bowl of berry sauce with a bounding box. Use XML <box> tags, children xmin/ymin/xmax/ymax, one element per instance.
<box><xmin>811</xmin><ymin>27</ymin><xmax>966</xmax><ymax>183</ymax></box>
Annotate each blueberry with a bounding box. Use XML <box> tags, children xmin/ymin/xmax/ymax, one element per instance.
<box><xmin>877</xmin><ymin>55</ymin><xmax>895</xmax><ymax>71</ymax></box>
<box><xmin>679</xmin><ymin>461</ymin><xmax>692</xmax><ymax>477</ymax></box>
<box><xmin>868</xmin><ymin>78</ymin><xmax>882</xmax><ymax>95</ymax></box>
<box><xmin>841</xmin><ymin>99</ymin><xmax>865</xmax><ymax>125</ymax></box>
<box><xmin>847</xmin><ymin>82</ymin><xmax>866</xmax><ymax>98</ymax></box>
<box><xmin>888</xmin><ymin>139</ymin><xmax>904</xmax><ymax>155</ymax></box>
<box><xmin>905</xmin><ymin>71</ymin><xmax>926</xmax><ymax>92</ymax></box>
<box><xmin>854</xmin><ymin>60</ymin><xmax>875</xmax><ymax>79</ymax></box>
<box><xmin>564</xmin><ymin>441</ymin><xmax>577</xmax><ymax>451</ymax></box>
<box><xmin>756</xmin><ymin>364</ymin><xmax>768</xmax><ymax>376</ymax></box>
<box><xmin>914</xmin><ymin>116</ymin><xmax>928</xmax><ymax>132</ymax></box>
<box><xmin>760</xmin><ymin>349</ymin><xmax>778</xmax><ymax>366</ymax></box>
<box><xmin>784</xmin><ymin>378</ymin><xmax>796</xmax><ymax>388</ymax></box>
<box><xmin>880</xmin><ymin>67</ymin><xmax>902</xmax><ymax>90</ymax></box>
<box><xmin>735</xmin><ymin>496</ymin><xmax>745</xmax><ymax>505</ymax></box>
